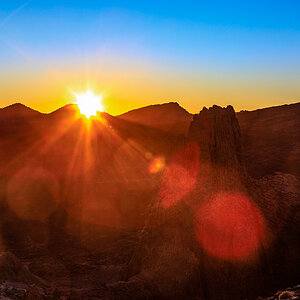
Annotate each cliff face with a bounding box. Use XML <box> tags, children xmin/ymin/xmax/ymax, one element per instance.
<box><xmin>187</xmin><ymin>105</ymin><xmax>246</xmax><ymax>197</ymax></box>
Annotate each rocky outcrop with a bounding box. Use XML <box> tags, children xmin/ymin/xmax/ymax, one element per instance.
<box><xmin>187</xmin><ymin>105</ymin><xmax>247</xmax><ymax>199</ymax></box>
<box><xmin>258</xmin><ymin>284</ymin><xmax>300</xmax><ymax>300</ymax></box>
<box><xmin>189</xmin><ymin>105</ymin><xmax>242</xmax><ymax>169</ymax></box>
<box><xmin>0</xmin><ymin>251</ymin><xmax>48</xmax><ymax>299</ymax></box>
<box><xmin>0</xmin><ymin>252</ymin><xmax>39</xmax><ymax>284</ymax></box>
<box><xmin>126</xmin><ymin>105</ymin><xmax>249</xmax><ymax>298</ymax></box>
<box><xmin>127</xmin><ymin>105</ymin><xmax>300</xmax><ymax>299</ymax></box>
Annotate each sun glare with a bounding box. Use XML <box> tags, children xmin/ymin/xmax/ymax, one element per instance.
<box><xmin>74</xmin><ymin>90</ymin><xmax>104</xmax><ymax>118</ymax></box>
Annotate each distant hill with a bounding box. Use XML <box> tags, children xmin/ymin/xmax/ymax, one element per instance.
<box><xmin>117</xmin><ymin>102</ymin><xmax>193</xmax><ymax>134</ymax></box>
<box><xmin>0</xmin><ymin>103</ymin><xmax>42</xmax><ymax>121</ymax></box>
<box><xmin>237</xmin><ymin>102</ymin><xmax>300</xmax><ymax>178</ymax></box>
<box><xmin>48</xmin><ymin>103</ymin><xmax>78</xmax><ymax>119</ymax></box>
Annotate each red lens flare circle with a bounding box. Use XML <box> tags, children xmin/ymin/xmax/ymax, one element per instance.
<box><xmin>195</xmin><ymin>192</ymin><xmax>265</xmax><ymax>261</ymax></box>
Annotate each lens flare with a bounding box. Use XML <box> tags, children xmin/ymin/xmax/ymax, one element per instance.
<box><xmin>195</xmin><ymin>192</ymin><xmax>265</xmax><ymax>261</ymax></box>
<box><xmin>7</xmin><ymin>167</ymin><xmax>59</xmax><ymax>221</ymax></box>
<box><xmin>159</xmin><ymin>144</ymin><xmax>199</xmax><ymax>208</ymax></box>
<box><xmin>74</xmin><ymin>90</ymin><xmax>104</xmax><ymax>118</ymax></box>
<box><xmin>149</xmin><ymin>156</ymin><xmax>165</xmax><ymax>174</ymax></box>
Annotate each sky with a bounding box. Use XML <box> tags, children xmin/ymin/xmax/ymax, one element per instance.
<box><xmin>0</xmin><ymin>0</ymin><xmax>299</xmax><ymax>115</ymax></box>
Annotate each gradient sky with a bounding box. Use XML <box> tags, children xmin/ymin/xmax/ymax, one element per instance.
<box><xmin>0</xmin><ymin>0</ymin><xmax>299</xmax><ymax>115</ymax></box>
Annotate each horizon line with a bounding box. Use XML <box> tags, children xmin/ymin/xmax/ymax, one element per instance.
<box><xmin>1</xmin><ymin>100</ymin><xmax>300</xmax><ymax>117</ymax></box>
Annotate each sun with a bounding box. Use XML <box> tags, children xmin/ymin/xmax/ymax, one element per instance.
<box><xmin>74</xmin><ymin>90</ymin><xmax>104</xmax><ymax>118</ymax></box>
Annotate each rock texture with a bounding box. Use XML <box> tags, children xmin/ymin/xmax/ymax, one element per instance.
<box><xmin>0</xmin><ymin>252</ymin><xmax>40</xmax><ymax>284</ymax></box>
<box><xmin>259</xmin><ymin>285</ymin><xmax>300</xmax><ymax>300</ymax></box>
<box><xmin>0</xmin><ymin>251</ymin><xmax>48</xmax><ymax>299</ymax></box>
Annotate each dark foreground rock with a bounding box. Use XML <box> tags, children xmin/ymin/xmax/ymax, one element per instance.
<box><xmin>258</xmin><ymin>285</ymin><xmax>300</xmax><ymax>300</ymax></box>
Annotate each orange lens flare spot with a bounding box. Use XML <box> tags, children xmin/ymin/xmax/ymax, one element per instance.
<box><xmin>195</xmin><ymin>192</ymin><xmax>265</xmax><ymax>261</ymax></box>
<box><xmin>149</xmin><ymin>156</ymin><xmax>165</xmax><ymax>174</ymax></box>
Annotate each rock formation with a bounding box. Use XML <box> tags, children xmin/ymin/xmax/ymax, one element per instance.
<box><xmin>127</xmin><ymin>105</ymin><xmax>300</xmax><ymax>299</ymax></box>
<box><xmin>189</xmin><ymin>105</ymin><xmax>242</xmax><ymax>168</ymax></box>
<box><xmin>258</xmin><ymin>284</ymin><xmax>300</xmax><ymax>300</ymax></box>
<box><xmin>0</xmin><ymin>251</ymin><xmax>48</xmax><ymax>299</ymax></box>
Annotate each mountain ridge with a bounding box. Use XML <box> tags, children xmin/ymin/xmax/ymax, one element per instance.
<box><xmin>1</xmin><ymin>100</ymin><xmax>300</xmax><ymax>117</ymax></box>
<box><xmin>117</xmin><ymin>102</ymin><xmax>193</xmax><ymax>132</ymax></box>
<box><xmin>0</xmin><ymin>103</ymin><xmax>43</xmax><ymax>119</ymax></box>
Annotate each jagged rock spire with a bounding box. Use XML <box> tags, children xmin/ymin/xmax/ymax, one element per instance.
<box><xmin>188</xmin><ymin>105</ymin><xmax>242</xmax><ymax>169</ymax></box>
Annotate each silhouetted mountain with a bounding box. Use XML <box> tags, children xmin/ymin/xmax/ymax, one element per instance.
<box><xmin>0</xmin><ymin>103</ymin><xmax>42</xmax><ymax>123</ymax></box>
<box><xmin>118</xmin><ymin>102</ymin><xmax>193</xmax><ymax>134</ymax></box>
<box><xmin>237</xmin><ymin>102</ymin><xmax>300</xmax><ymax>178</ymax></box>
<box><xmin>260</xmin><ymin>284</ymin><xmax>300</xmax><ymax>300</ymax></box>
<box><xmin>48</xmin><ymin>103</ymin><xmax>79</xmax><ymax>119</ymax></box>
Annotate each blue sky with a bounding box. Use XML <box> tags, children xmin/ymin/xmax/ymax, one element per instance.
<box><xmin>0</xmin><ymin>0</ymin><xmax>299</xmax><ymax>114</ymax></box>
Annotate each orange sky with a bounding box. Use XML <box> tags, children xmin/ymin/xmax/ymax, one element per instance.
<box><xmin>0</xmin><ymin>1</ymin><xmax>299</xmax><ymax>115</ymax></box>
<box><xmin>0</xmin><ymin>59</ymin><xmax>299</xmax><ymax>116</ymax></box>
